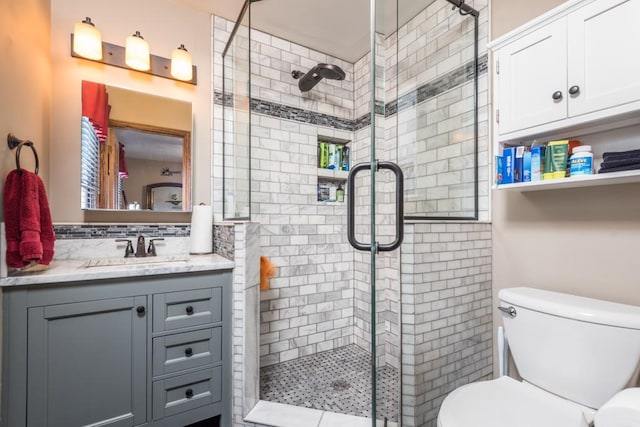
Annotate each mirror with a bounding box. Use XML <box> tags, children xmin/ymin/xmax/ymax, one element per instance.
<box><xmin>81</xmin><ymin>82</ymin><xmax>192</xmax><ymax>211</ymax></box>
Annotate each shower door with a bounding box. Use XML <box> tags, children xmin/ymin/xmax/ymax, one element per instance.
<box><xmin>227</xmin><ymin>0</ymin><xmax>482</xmax><ymax>425</ymax></box>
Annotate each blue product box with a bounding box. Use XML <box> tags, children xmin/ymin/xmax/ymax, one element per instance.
<box><xmin>522</xmin><ymin>151</ymin><xmax>532</xmax><ymax>182</ymax></box>
<box><xmin>514</xmin><ymin>146</ymin><xmax>525</xmax><ymax>182</ymax></box>
<box><xmin>531</xmin><ymin>145</ymin><xmax>546</xmax><ymax>182</ymax></box>
<box><xmin>502</xmin><ymin>147</ymin><xmax>515</xmax><ymax>184</ymax></box>
<box><xmin>495</xmin><ymin>155</ymin><xmax>503</xmax><ymax>185</ymax></box>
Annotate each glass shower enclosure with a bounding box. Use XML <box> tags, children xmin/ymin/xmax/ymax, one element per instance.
<box><xmin>222</xmin><ymin>0</ymin><xmax>486</xmax><ymax>425</ymax></box>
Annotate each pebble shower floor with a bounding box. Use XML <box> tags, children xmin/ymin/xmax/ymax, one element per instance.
<box><xmin>259</xmin><ymin>344</ymin><xmax>399</xmax><ymax>422</ymax></box>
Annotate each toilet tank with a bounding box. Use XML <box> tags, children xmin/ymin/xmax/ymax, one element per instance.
<box><xmin>499</xmin><ymin>287</ymin><xmax>640</xmax><ymax>409</ymax></box>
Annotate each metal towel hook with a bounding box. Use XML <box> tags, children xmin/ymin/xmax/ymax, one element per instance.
<box><xmin>7</xmin><ymin>133</ymin><xmax>39</xmax><ymax>175</ymax></box>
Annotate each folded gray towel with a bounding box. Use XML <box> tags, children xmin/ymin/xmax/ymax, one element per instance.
<box><xmin>602</xmin><ymin>149</ymin><xmax>640</xmax><ymax>161</ymax></box>
<box><xmin>598</xmin><ymin>163</ymin><xmax>640</xmax><ymax>174</ymax></box>
<box><xmin>599</xmin><ymin>157</ymin><xmax>640</xmax><ymax>169</ymax></box>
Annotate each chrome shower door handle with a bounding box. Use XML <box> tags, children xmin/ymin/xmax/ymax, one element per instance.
<box><xmin>498</xmin><ymin>306</ymin><xmax>517</xmax><ymax>318</ymax></box>
<box><xmin>347</xmin><ymin>162</ymin><xmax>373</xmax><ymax>251</ymax></box>
<box><xmin>377</xmin><ymin>161</ymin><xmax>404</xmax><ymax>252</ymax></box>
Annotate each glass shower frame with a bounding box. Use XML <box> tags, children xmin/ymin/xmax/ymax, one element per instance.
<box><xmin>221</xmin><ymin>0</ymin><xmax>482</xmax><ymax>425</ymax></box>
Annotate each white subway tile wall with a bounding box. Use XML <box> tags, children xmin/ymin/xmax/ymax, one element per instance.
<box><xmin>400</xmin><ymin>222</ymin><xmax>492</xmax><ymax>427</ymax></box>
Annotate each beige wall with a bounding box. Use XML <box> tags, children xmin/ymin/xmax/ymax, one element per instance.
<box><xmin>107</xmin><ymin>86</ymin><xmax>192</xmax><ymax>130</ymax></box>
<box><xmin>491</xmin><ymin>0</ymin><xmax>640</xmax><ymax>385</ymax></box>
<box><xmin>491</xmin><ymin>0</ymin><xmax>565</xmax><ymax>39</ymax></box>
<box><xmin>50</xmin><ymin>0</ymin><xmax>212</xmax><ymax>222</ymax></box>
<box><xmin>0</xmin><ymin>0</ymin><xmax>51</xmax><ymax>214</ymax></box>
<box><xmin>0</xmin><ymin>0</ymin><xmax>51</xmax><ymax>410</ymax></box>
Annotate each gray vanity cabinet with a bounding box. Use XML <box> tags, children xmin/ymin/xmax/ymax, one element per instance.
<box><xmin>27</xmin><ymin>296</ymin><xmax>148</xmax><ymax>427</ymax></box>
<box><xmin>1</xmin><ymin>270</ymin><xmax>232</xmax><ymax>427</ymax></box>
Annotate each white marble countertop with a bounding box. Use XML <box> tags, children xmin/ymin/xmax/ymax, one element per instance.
<box><xmin>0</xmin><ymin>254</ymin><xmax>235</xmax><ymax>287</ymax></box>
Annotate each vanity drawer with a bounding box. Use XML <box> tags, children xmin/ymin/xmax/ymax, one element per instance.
<box><xmin>152</xmin><ymin>367</ymin><xmax>222</xmax><ymax>420</ymax></box>
<box><xmin>153</xmin><ymin>288</ymin><xmax>222</xmax><ymax>332</ymax></box>
<box><xmin>152</xmin><ymin>327</ymin><xmax>222</xmax><ymax>376</ymax></box>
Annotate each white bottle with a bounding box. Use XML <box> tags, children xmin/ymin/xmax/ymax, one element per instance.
<box><xmin>569</xmin><ymin>145</ymin><xmax>593</xmax><ymax>176</ymax></box>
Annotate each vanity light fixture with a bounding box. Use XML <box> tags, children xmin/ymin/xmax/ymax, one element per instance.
<box><xmin>171</xmin><ymin>44</ymin><xmax>193</xmax><ymax>81</ymax></box>
<box><xmin>70</xmin><ymin>21</ymin><xmax>197</xmax><ymax>85</ymax></box>
<box><xmin>72</xmin><ymin>17</ymin><xmax>102</xmax><ymax>60</ymax></box>
<box><xmin>125</xmin><ymin>31</ymin><xmax>150</xmax><ymax>71</ymax></box>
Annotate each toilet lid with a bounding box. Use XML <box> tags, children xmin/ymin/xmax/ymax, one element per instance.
<box><xmin>438</xmin><ymin>376</ymin><xmax>590</xmax><ymax>427</ymax></box>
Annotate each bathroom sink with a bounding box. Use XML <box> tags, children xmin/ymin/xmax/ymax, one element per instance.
<box><xmin>82</xmin><ymin>254</ymin><xmax>190</xmax><ymax>268</ymax></box>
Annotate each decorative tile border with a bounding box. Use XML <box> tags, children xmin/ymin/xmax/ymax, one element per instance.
<box><xmin>53</xmin><ymin>224</ymin><xmax>191</xmax><ymax>240</ymax></box>
<box><xmin>386</xmin><ymin>54</ymin><xmax>488</xmax><ymax>117</ymax></box>
<box><xmin>214</xmin><ymin>224</ymin><xmax>235</xmax><ymax>260</ymax></box>
<box><xmin>217</xmin><ymin>54</ymin><xmax>487</xmax><ymax>132</ymax></box>
<box><xmin>214</xmin><ymin>90</ymin><xmax>234</xmax><ymax>107</ymax></box>
<box><xmin>250</xmin><ymin>99</ymin><xmax>354</xmax><ymax>131</ymax></box>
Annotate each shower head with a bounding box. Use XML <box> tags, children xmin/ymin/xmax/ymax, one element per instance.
<box><xmin>292</xmin><ymin>63</ymin><xmax>346</xmax><ymax>92</ymax></box>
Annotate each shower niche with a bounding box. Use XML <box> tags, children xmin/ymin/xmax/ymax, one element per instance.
<box><xmin>316</xmin><ymin>135</ymin><xmax>349</xmax><ymax>202</ymax></box>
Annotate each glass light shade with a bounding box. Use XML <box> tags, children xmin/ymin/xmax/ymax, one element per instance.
<box><xmin>171</xmin><ymin>44</ymin><xmax>193</xmax><ymax>81</ymax></box>
<box><xmin>73</xmin><ymin>17</ymin><xmax>102</xmax><ymax>60</ymax></box>
<box><xmin>125</xmin><ymin>31</ymin><xmax>150</xmax><ymax>71</ymax></box>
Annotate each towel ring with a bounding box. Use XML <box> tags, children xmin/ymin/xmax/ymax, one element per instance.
<box><xmin>7</xmin><ymin>133</ymin><xmax>39</xmax><ymax>175</ymax></box>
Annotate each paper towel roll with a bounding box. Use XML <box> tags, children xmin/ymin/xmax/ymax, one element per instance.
<box><xmin>189</xmin><ymin>205</ymin><xmax>213</xmax><ymax>254</ymax></box>
<box><xmin>595</xmin><ymin>388</ymin><xmax>640</xmax><ymax>427</ymax></box>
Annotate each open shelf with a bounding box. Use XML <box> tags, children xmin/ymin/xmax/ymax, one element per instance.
<box><xmin>494</xmin><ymin>169</ymin><xmax>640</xmax><ymax>191</ymax></box>
<box><xmin>317</xmin><ymin>168</ymin><xmax>349</xmax><ymax>180</ymax></box>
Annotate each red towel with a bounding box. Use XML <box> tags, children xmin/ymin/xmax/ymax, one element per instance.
<box><xmin>3</xmin><ymin>170</ymin><xmax>55</xmax><ymax>268</ymax></box>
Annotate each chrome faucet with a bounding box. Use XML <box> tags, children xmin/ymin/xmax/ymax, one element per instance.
<box><xmin>135</xmin><ymin>236</ymin><xmax>146</xmax><ymax>257</ymax></box>
<box><xmin>147</xmin><ymin>238</ymin><xmax>164</xmax><ymax>256</ymax></box>
<box><xmin>115</xmin><ymin>239</ymin><xmax>134</xmax><ymax>257</ymax></box>
<box><xmin>115</xmin><ymin>236</ymin><xmax>164</xmax><ymax>258</ymax></box>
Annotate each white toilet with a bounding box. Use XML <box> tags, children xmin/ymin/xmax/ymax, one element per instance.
<box><xmin>437</xmin><ymin>287</ymin><xmax>640</xmax><ymax>427</ymax></box>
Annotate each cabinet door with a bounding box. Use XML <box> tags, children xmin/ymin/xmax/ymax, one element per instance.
<box><xmin>497</xmin><ymin>18</ymin><xmax>568</xmax><ymax>134</ymax></box>
<box><xmin>27</xmin><ymin>296</ymin><xmax>147</xmax><ymax>427</ymax></box>
<box><xmin>568</xmin><ymin>0</ymin><xmax>640</xmax><ymax>116</ymax></box>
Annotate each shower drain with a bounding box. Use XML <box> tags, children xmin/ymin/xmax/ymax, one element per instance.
<box><xmin>331</xmin><ymin>379</ymin><xmax>350</xmax><ymax>391</ymax></box>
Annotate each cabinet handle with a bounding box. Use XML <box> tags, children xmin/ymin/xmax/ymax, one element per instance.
<box><xmin>185</xmin><ymin>388</ymin><xmax>194</xmax><ymax>399</ymax></box>
<box><xmin>569</xmin><ymin>85</ymin><xmax>580</xmax><ymax>96</ymax></box>
<box><xmin>552</xmin><ymin>91</ymin><xmax>563</xmax><ymax>101</ymax></box>
<box><xmin>184</xmin><ymin>347</ymin><xmax>193</xmax><ymax>357</ymax></box>
<box><xmin>185</xmin><ymin>305</ymin><xmax>194</xmax><ymax>315</ymax></box>
<box><xmin>136</xmin><ymin>305</ymin><xmax>145</xmax><ymax>316</ymax></box>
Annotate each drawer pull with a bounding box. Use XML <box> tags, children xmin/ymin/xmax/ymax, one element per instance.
<box><xmin>184</xmin><ymin>347</ymin><xmax>193</xmax><ymax>357</ymax></box>
<box><xmin>185</xmin><ymin>388</ymin><xmax>194</xmax><ymax>399</ymax></box>
<box><xmin>185</xmin><ymin>305</ymin><xmax>194</xmax><ymax>315</ymax></box>
<box><xmin>136</xmin><ymin>305</ymin><xmax>146</xmax><ymax>316</ymax></box>
<box><xmin>552</xmin><ymin>90</ymin><xmax>563</xmax><ymax>101</ymax></box>
<box><xmin>569</xmin><ymin>85</ymin><xmax>580</xmax><ymax>95</ymax></box>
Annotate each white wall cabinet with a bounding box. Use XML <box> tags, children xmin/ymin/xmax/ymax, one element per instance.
<box><xmin>493</xmin><ymin>0</ymin><xmax>640</xmax><ymax>140</ymax></box>
<box><xmin>567</xmin><ymin>0</ymin><xmax>640</xmax><ymax>117</ymax></box>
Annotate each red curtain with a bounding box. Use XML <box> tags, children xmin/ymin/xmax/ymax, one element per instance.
<box><xmin>81</xmin><ymin>81</ymin><xmax>110</xmax><ymax>143</ymax></box>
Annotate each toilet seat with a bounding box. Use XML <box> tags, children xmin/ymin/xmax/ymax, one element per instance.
<box><xmin>437</xmin><ymin>376</ymin><xmax>591</xmax><ymax>427</ymax></box>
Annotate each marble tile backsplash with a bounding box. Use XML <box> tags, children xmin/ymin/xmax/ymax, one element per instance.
<box><xmin>54</xmin><ymin>237</ymin><xmax>190</xmax><ymax>260</ymax></box>
<box><xmin>51</xmin><ymin>223</ymin><xmax>217</xmax><ymax>261</ymax></box>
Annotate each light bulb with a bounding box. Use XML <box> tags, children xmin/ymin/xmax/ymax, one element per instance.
<box><xmin>73</xmin><ymin>17</ymin><xmax>102</xmax><ymax>60</ymax></box>
<box><xmin>171</xmin><ymin>44</ymin><xmax>193</xmax><ymax>81</ymax></box>
<box><xmin>125</xmin><ymin>31</ymin><xmax>150</xmax><ymax>71</ymax></box>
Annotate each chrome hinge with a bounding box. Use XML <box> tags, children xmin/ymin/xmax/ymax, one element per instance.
<box><xmin>496</xmin><ymin>59</ymin><xmax>500</xmax><ymax>75</ymax></box>
<box><xmin>496</xmin><ymin>109</ymin><xmax>500</xmax><ymax>124</ymax></box>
